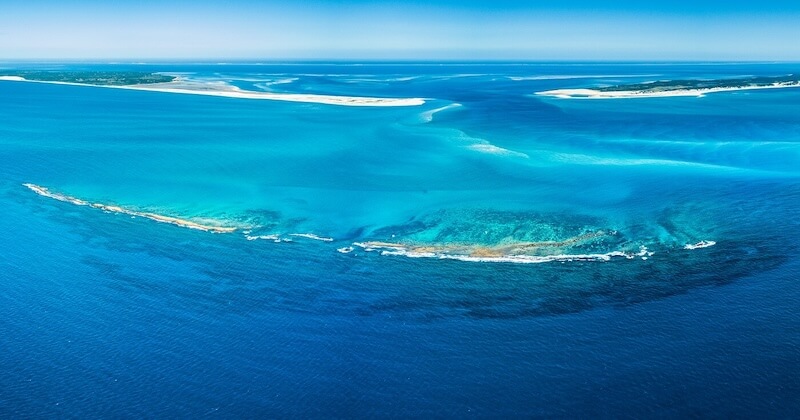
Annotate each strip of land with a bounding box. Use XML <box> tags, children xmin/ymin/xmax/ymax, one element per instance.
<box><xmin>536</xmin><ymin>74</ymin><xmax>800</xmax><ymax>99</ymax></box>
<box><xmin>121</xmin><ymin>78</ymin><xmax>425</xmax><ymax>106</ymax></box>
<box><xmin>0</xmin><ymin>72</ymin><xmax>426</xmax><ymax>107</ymax></box>
<box><xmin>0</xmin><ymin>71</ymin><xmax>175</xmax><ymax>85</ymax></box>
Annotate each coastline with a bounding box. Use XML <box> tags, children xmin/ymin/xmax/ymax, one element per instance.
<box><xmin>536</xmin><ymin>82</ymin><xmax>800</xmax><ymax>99</ymax></box>
<box><xmin>0</xmin><ymin>76</ymin><xmax>426</xmax><ymax>107</ymax></box>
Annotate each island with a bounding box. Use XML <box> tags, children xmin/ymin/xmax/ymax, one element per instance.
<box><xmin>0</xmin><ymin>70</ymin><xmax>176</xmax><ymax>86</ymax></box>
<box><xmin>536</xmin><ymin>74</ymin><xmax>800</xmax><ymax>98</ymax></box>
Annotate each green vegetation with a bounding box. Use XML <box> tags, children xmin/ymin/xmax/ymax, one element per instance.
<box><xmin>598</xmin><ymin>74</ymin><xmax>800</xmax><ymax>93</ymax></box>
<box><xmin>2</xmin><ymin>71</ymin><xmax>175</xmax><ymax>86</ymax></box>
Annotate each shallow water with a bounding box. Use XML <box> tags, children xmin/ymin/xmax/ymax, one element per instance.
<box><xmin>1</xmin><ymin>62</ymin><xmax>799</xmax><ymax>417</ymax></box>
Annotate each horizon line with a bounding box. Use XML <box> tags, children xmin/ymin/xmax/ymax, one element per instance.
<box><xmin>2</xmin><ymin>59</ymin><xmax>800</xmax><ymax>65</ymax></box>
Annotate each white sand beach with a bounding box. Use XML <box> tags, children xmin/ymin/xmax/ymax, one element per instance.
<box><xmin>0</xmin><ymin>76</ymin><xmax>426</xmax><ymax>107</ymax></box>
<box><xmin>536</xmin><ymin>82</ymin><xmax>800</xmax><ymax>99</ymax></box>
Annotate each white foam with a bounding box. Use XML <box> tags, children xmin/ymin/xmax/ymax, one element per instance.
<box><xmin>468</xmin><ymin>143</ymin><xmax>529</xmax><ymax>158</ymax></box>
<box><xmin>337</xmin><ymin>246</ymin><xmax>355</xmax><ymax>254</ymax></box>
<box><xmin>545</xmin><ymin>152</ymin><xmax>733</xmax><ymax>169</ymax></box>
<box><xmin>385</xmin><ymin>76</ymin><xmax>420</xmax><ymax>82</ymax></box>
<box><xmin>509</xmin><ymin>74</ymin><xmax>660</xmax><ymax>81</ymax></box>
<box><xmin>419</xmin><ymin>103</ymin><xmax>462</xmax><ymax>123</ymax></box>
<box><xmin>289</xmin><ymin>233</ymin><xmax>334</xmax><ymax>242</ymax></box>
<box><xmin>684</xmin><ymin>240</ymin><xmax>716</xmax><ymax>250</ymax></box>
<box><xmin>253</xmin><ymin>78</ymin><xmax>299</xmax><ymax>90</ymax></box>
<box><xmin>244</xmin><ymin>233</ymin><xmax>320</xmax><ymax>243</ymax></box>
<box><xmin>245</xmin><ymin>234</ymin><xmax>282</xmax><ymax>242</ymax></box>
<box><xmin>23</xmin><ymin>183</ymin><xmax>89</xmax><ymax>206</ymax></box>
<box><xmin>353</xmin><ymin>242</ymin><xmax>407</xmax><ymax>252</ymax></box>
<box><xmin>263</xmin><ymin>77</ymin><xmax>298</xmax><ymax>86</ymax></box>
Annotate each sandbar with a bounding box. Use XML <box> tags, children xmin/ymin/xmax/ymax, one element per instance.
<box><xmin>0</xmin><ymin>75</ymin><xmax>426</xmax><ymax>107</ymax></box>
<box><xmin>536</xmin><ymin>82</ymin><xmax>800</xmax><ymax>99</ymax></box>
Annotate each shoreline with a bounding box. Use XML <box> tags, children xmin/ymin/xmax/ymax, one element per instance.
<box><xmin>0</xmin><ymin>76</ymin><xmax>426</xmax><ymax>107</ymax></box>
<box><xmin>536</xmin><ymin>82</ymin><xmax>800</xmax><ymax>99</ymax></box>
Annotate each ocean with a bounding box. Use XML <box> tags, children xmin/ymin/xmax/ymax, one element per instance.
<box><xmin>1</xmin><ymin>62</ymin><xmax>799</xmax><ymax>417</ymax></box>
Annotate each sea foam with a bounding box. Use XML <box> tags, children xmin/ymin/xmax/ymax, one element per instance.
<box><xmin>289</xmin><ymin>233</ymin><xmax>334</xmax><ymax>242</ymax></box>
<box><xmin>684</xmin><ymin>240</ymin><xmax>716</xmax><ymax>250</ymax></box>
<box><xmin>419</xmin><ymin>103</ymin><xmax>462</xmax><ymax>123</ymax></box>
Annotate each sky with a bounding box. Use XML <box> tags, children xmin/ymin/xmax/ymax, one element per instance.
<box><xmin>2</xmin><ymin>0</ymin><xmax>800</xmax><ymax>60</ymax></box>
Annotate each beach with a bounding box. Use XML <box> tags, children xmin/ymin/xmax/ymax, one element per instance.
<box><xmin>0</xmin><ymin>76</ymin><xmax>426</xmax><ymax>107</ymax></box>
<box><xmin>536</xmin><ymin>82</ymin><xmax>800</xmax><ymax>99</ymax></box>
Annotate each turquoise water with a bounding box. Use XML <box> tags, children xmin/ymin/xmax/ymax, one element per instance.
<box><xmin>1</xmin><ymin>63</ymin><xmax>799</xmax><ymax>417</ymax></box>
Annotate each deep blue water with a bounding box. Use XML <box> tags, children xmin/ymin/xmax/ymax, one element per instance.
<box><xmin>1</xmin><ymin>62</ymin><xmax>799</xmax><ymax>417</ymax></box>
